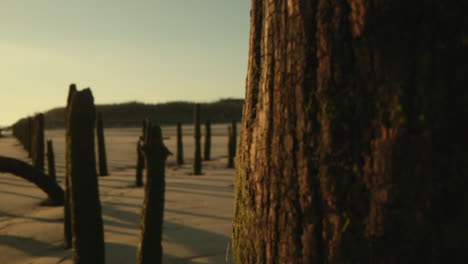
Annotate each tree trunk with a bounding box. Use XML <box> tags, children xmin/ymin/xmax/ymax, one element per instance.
<box><xmin>193</xmin><ymin>104</ymin><xmax>202</xmax><ymax>175</ymax></box>
<box><xmin>46</xmin><ymin>140</ymin><xmax>56</xmax><ymax>182</ymax></box>
<box><xmin>0</xmin><ymin>156</ymin><xmax>64</xmax><ymax>205</ymax></box>
<box><xmin>204</xmin><ymin>120</ymin><xmax>211</xmax><ymax>161</ymax></box>
<box><xmin>68</xmin><ymin>88</ymin><xmax>105</xmax><ymax>264</ymax></box>
<box><xmin>233</xmin><ymin>1</ymin><xmax>468</xmax><ymax>263</ymax></box>
<box><xmin>96</xmin><ymin>112</ymin><xmax>109</xmax><ymax>176</ymax></box>
<box><xmin>137</xmin><ymin>121</ymin><xmax>170</xmax><ymax>264</ymax></box>
<box><xmin>64</xmin><ymin>83</ymin><xmax>76</xmax><ymax>249</ymax></box>
<box><xmin>176</xmin><ymin>122</ymin><xmax>184</xmax><ymax>165</ymax></box>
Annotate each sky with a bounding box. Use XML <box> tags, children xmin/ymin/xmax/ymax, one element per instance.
<box><xmin>0</xmin><ymin>0</ymin><xmax>251</xmax><ymax>126</ymax></box>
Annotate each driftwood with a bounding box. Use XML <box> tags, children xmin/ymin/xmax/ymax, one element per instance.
<box><xmin>0</xmin><ymin>156</ymin><xmax>64</xmax><ymax>205</ymax></box>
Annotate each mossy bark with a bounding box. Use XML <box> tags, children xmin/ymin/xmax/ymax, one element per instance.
<box><xmin>96</xmin><ymin>112</ymin><xmax>109</xmax><ymax>176</ymax></box>
<box><xmin>137</xmin><ymin>122</ymin><xmax>170</xmax><ymax>264</ymax></box>
<box><xmin>193</xmin><ymin>104</ymin><xmax>202</xmax><ymax>175</ymax></box>
<box><xmin>67</xmin><ymin>88</ymin><xmax>105</xmax><ymax>264</ymax></box>
<box><xmin>176</xmin><ymin>122</ymin><xmax>184</xmax><ymax>165</ymax></box>
<box><xmin>46</xmin><ymin>140</ymin><xmax>56</xmax><ymax>182</ymax></box>
<box><xmin>204</xmin><ymin>120</ymin><xmax>211</xmax><ymax>161</ymax></box>
<box><xmin>233</xmin><ymin>1</ymin><xmax>468</xmax><ymax>263</ymax></box>
<box><xmin>64</xmin><ymin>83</ymin><xmax>76</xmax><ymax>249</ymax></box>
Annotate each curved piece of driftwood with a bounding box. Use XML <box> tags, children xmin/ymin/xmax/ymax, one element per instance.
<box><xmin>0</xmin><ymin>156</ymin><xmax>64</xmax><ymax>205</ymax></box>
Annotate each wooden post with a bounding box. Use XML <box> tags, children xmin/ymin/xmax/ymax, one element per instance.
<box><xmin>227</xmin><ymin>125</ymin><xmax>234</xmax><ymax>168</ymax></box>
<box><xmin>32</xmin><ymin>113</ymin><xmax>45</xmax><ymax>172</ymax></box>
<box><xmin>46</xmin><ymin>140</ymin><xmax>56</xmax><ymax>182</ymax></box>
<box><xmin>67</xmin><ymin>88</ymin><xmax>105</xmax><ymax>263</ymax></box>
<box><xmin>137</xmin><ymin>121</ymin><xmax>170</xmax><ymax>264</ymax></box>
<box><xmin>64</xmin><ymin>83</ymin><xmax>76</xmax><ymax>249</ymax></box>
<box><xmin>204</xmin><ymin>120</ymin><xmax>211</xmax><ymax>161</ymax></box>
<box><xmin>231</xmin><ymin>120</ymin><xmax>237</xmax><ymax>158</ymax></box>
<box><xmin>193</xmin><ymin>104</ymin><xmax>202</xmax><ymax>175</ymax></box>
<box><xmin>176</xmin><ymin>122</ymin><xmax>184</xmax><ymax>165</ymax></box>
<box><xmin>136</xmin><ymin>136</ymin><xmax>144</xmax><ymax>187</ymax></box>
<box><xmin>96</xmin><ymin>112</ymin><xmax>109</xmax><ymax>176</ymax></box>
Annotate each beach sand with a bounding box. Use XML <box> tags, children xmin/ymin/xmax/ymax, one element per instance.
<box><xmin>0</xmin><ymin>124</ymin><xmax>236</xmax><ymax>264</ymax></box>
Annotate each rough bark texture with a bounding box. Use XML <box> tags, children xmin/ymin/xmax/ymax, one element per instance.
<box><xmin>64</xmin><ymin>83</ymin><xmax>76</xmax><ymax>249</ymax></box>
<box><xmin>176</xmin><ymin>122</ymin><xmax>184</xmax><ymax>165</ymax></box>
<box><xmin>67</xmin><ymin>88</ymin><xmax>105</xmax><ymax>264</ymax></box>
<box><xmin>193</xmin><ymin>104</ymin><xmax>202</xmax><ymax>175</ymax></box>
<box><xmin>31</xmin><ymin>113</ymin><xmax>45</xmax><ymax>172</ymax></box>
<box><xmin>96</xmin><ymin>112</ymin><xmax>109</xmax><ymax>176</ymax></box>
<box><xmin>137</xmin><ymin>122</ymin><xmax>170</xmax><ymax>264</ymax></box>
<box><xmin>0</xmin><ymin>156</ymin><xmax>64</xmax><ymax>205</ymax></box>
<box><xmin>204</xmin><ymin>120</ymin><xmax>211</xmax><ymax>161</ymax></box>
<box><xmin>233</xmin><ymin>1</ymin><xmax>468</xmax><ymax>263</ymax></box>
<box><xmin>46</xmin><ymin>140</ymin><xmax>56</xmax><ymax>182</ymax></box>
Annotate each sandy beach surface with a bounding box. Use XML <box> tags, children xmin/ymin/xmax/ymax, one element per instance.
<box><xmin>0</xmin><ymin>124</ymin><xmax>237</xmax><ymax>264</ymax></box>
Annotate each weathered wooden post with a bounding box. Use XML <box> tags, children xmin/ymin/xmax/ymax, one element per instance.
<box><xmin>26</xmin><ymin>117</ymin><xmax>33</xmax><ymax>157</ymax></box>
<box><xmin>67</xmin><ymin>88</ymin><xmax>105</xmax><ymax>263</ymax></box>
<box><xmin>231</xmin><ymin>120</ymin><xmax>237</xmax><ymax>158</ymax></box>
<box><xmin>32</xmin><ymin>113</ymin><xmax>45</xmax><ymax>172</ymax></box>
<box><xmin>96</xmin><ymin>112</ymin><xmax>109</xmax><ymax>176</ymax></box>
<box><xmin>227</xmin><ymin>125</ymin><xmax>234</xmax><ymax>168</ymax></box>
<box><xmin>136</xmin><ymin>136</ymin><xmax>144</xmax><ymax>187</ymax></box>
<box><xmin>193</xmin><ymin>104</ymin><xmax>202</xmax><ymax>175</ymax></box>
<box><xmin>64</xmin><ymin>83</ymin><xmax>76</xmax><ymax>249</ymax></box>
<box><xmin>137</xmin><ymin>121</ymin><xmax>170</xmax><ymax>264</ymax></box>
<box><xmin>204</xmin><ymin>120</ymin><xmax>211</xmax><ymax>161</ymax></box>
<box><xmin>176</xmin><ymin>122</ymin><xmax>184</xmax><ymax>165</ymax></box>
<box><xmin>136</xmin><ymin>120</ymin><xmax>147</xmax><ymax>186</ymax></box>
<box><xmin>46</xmin><ymin>140</ymin><xmax>56</xmax><ymax>182</ymax></box>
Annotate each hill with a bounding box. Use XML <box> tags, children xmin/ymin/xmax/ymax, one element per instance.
<box><xmin>44</xmin><ymin>98</ymin><xmax>244</xmax><ymax>129</ymax></box>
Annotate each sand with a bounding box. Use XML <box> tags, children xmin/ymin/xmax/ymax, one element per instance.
<box><xmin>0</xmin><ymin>124</ymin><xmax>237</xmax><ymax>264</ymax></box>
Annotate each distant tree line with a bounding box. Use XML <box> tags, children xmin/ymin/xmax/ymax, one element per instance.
<box><xmin>43</xmin><ymin>98</ymin><xmax>244</xmax><ymax>129</ymax></box>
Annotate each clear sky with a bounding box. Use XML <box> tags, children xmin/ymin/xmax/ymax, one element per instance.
<box><xmin>0</xmin><ymin>0</ymin><xmax>251</xmax><ymax>126</ymax></box>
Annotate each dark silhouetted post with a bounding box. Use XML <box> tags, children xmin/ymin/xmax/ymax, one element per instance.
<box><xmin>193</xmin><ymin>104</ymin><xmax>202</xmax><ymax>175</ymax></box>
<box><xmin>231</xmin><ymin>120</ymin><xmax>237</xmax><ymax>157</ymax></box>
<box><xmin>137</xmin><ymin>121</ymin><xmax>170</xmax><ymax>264</ymax></box>
<box><xmin>32</xmin><ymin>113</ymin><xmax>45</xmax><ymax>172</ymax></box>
<box><xmin>67</xmin><ymin>88</ymin><xmax>105</xmax><ymax>264</ymax></box>
<box><xmin>136</xmin><ymin>136</ymin><xmax>144</xmax><ymax>187</ymax></box>
<box><xmin>176</xmin><ymin>122</ymin><xmax>184</xmax><ymax>165</ymax></box>
<box><xmin>204</xmin><ymin>120</ymin><xmax>211</xmax><ymax>161</ymax></box>
<box><xmin>26</xmin><ymin>117</ymin><xmax>33</xmax><ymax>157</ymax></box>
<box><xmin>96</xmin><ymin>112</ymin><xmax>109</xmax><ymax>176</ymax></box>
<box><xmin>227</xmin><ymin>125</ymin><xmax>234</xmax><ymax>168</ymax></box>
<box><xmin>64</xmin><ymin>83</ymin><xmax>76</xmax><ymax>249</ymax></box>
<box><xmin>46</xmin><ymin>140</ymin><xmax>56</xmax><ymax>182</ymax></box>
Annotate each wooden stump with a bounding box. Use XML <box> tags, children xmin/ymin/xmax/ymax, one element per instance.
<box><xmin>204</xmin><ymin>120</ymin><xmax>211</xmax><ymax>161</ymax></box>
<box><xmin>193</xmin><ymin>104</ymin><xmax>202</xmax><ymax>175</ymax></box>
<box><xmin>176</xmin><ymin>122</ymin><xmax>184</xmax><ymax>165</ymax></box>
<box><xmin>96</xmin><ymin>112</ymin><xmax>109</xmax><ymax>176</ymax></box>
<box><xmin>137</xmin><ymin>121</ymin><xmax>170</xmax><ymax>264</ymax></box>
<box><xmin>67</xmin><ymin>88</ymin><xmax>105</xmax><ymax>264</ymax></box>
<box><xmin>64</xmin><ymin>83</ymin><xmax>76</xmax><ymax>249</ymax></box>
<box><xmin>46</xmin><ymin>140</ymin><xmax>56</xmax><ymax>182</ymax></box>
